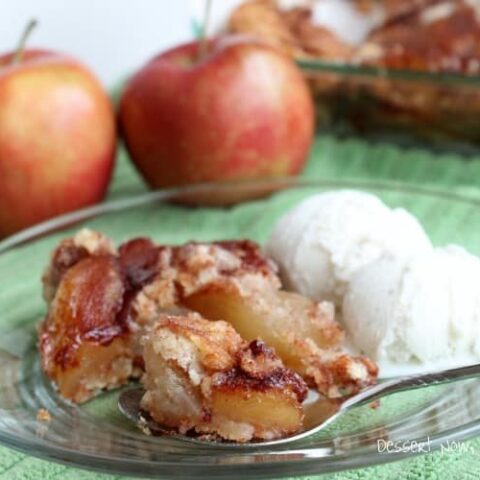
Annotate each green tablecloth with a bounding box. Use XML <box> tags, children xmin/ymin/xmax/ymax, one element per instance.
<box><xmin>2</xmin><ymin>134</ymin><xmax>480</xmax><ymax>479</ymax></box>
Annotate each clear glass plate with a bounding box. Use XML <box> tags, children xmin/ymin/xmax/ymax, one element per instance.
<box><xmin>1</xmin><ymin>178</ymin><xmax>480</xmax><ymax>479</ymax></box>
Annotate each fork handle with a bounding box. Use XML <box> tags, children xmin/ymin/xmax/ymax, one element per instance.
<box><xmin>341</xmin><ymin>362</ymin><xmax>480</xmax><ymax>412</ymax></box>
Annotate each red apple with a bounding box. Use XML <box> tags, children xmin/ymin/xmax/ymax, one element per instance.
<box><xmin>0</xmin><ymin>48</ymin><xmax>116</xmax><ymax>238</ymax></box>
<box><xmin>119</xmin><ymin>36</ymin><xmax>314</xmax><ymax>192</ymax></box>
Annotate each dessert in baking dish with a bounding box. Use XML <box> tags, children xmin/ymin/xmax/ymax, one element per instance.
<box><xmin>357</xmin><ymin>0</ymin><xmax>480</xmax><ymax>74</ymax></box>
<box><xmin>228</xmin><ymin>0</ymin><xmax>480</xmax><ymax>73</ymax></box>
<box><xmin>39</xmin><ymin>229</ymin><xmax>377</xmax><ymax>405</ymax></box>
<box><xmin>227</xmin><ymin>0</ymin><xmax>480</xmax><ymax>141</ymax></box>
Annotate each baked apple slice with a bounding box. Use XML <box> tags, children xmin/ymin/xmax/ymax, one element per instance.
<box><xmin>40</xmin><ymin>232</ymin><xmax>171</xmax><ymax>403</ymax></box>
<box><xmin>141</xmin><ymin>313</ymin><xmax>308</xmax><ymax>442</ymax></box>
<box><xmin>39</xmin><ymin>255</ymin><xmax>135</xmax><ymax>403</ymax></box>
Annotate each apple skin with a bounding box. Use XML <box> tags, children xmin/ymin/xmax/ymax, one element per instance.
<box><xmin>0</xmin><ymin>50</ymin><xmax>116</xmax><ymax>238</ymax></box>
<box><xmin>119</xmin><ymin>36</ymin><xmax>314</xmax><ymax>190</ymax></box>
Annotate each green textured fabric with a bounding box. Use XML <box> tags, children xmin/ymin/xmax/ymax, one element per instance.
<box><xmin>2</xmin><ymin>134</ymin><xmax>480</xmax><ymax>479</ymax></box>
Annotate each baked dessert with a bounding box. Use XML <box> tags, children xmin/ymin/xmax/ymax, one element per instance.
<box><xmin>141</xmin><ymin>313</ymin><xmax>308</xmax><ymax>442</ymax></box>
<box><xmin>130</xmin><ymin>237</ymin><xmax>377</xmax><ymax>398</ymax></box>
<box><xmin>227</xmin><ymin>0</ymin><xmax>354</xmax><ymax>61</ymax></box>
<box><xmin>228</xmin><ymin>0</ymin><xmax>480</xmax><ymax>72</ymax></box>
<box><xmin>357</xmin><ymin>1</ymin><xmax>480</xmax><ymax>74</ymax></box>
<box><xmin>352</xmin><ymin>0</ymin><xmax>480</xmax><ymax>137</ymax></box>
<box><xmin>227</xmin><ymin>0</ymin><xmax>480</xmax><ymax>141</ymax></box>
<box><xmin>40</xmin><ymin>229</ymin><xmax>377</xmax><ymax>405</ymax></box>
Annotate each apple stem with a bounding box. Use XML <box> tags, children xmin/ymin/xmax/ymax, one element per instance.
<box><xmin>12</xmin><ymin>19</ymin><xmax>38</xmax><ymax>65</ymax></box>
<box><xmin>198</xmin><ymin>0</ymin><xmax>213</xmax><ymax>60</ymax></box>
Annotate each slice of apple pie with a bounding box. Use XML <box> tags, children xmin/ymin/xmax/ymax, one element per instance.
<box><xmin>140</xmin><ymin>313</ymin><xmax>308</xmax><ymax>442</ymax></box>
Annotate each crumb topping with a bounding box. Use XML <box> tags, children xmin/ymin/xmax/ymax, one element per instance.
<box><xmin>36</xmin><ymin>408</ymin><xmax>51</xmax><ymax>422</ymax></box>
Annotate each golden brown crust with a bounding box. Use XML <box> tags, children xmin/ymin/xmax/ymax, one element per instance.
<box><xmin>40</xmin><ymin>255</ymin><xmax>127</xmax><ymax>369</ymax></box>
<box><xmin>154</xmin><ymin>314</ymin><xmax>244</xmax><ymax>372</ymax></box>
<box><xmin>213</xmin><ymin>341</ymin><xmax>308</xmax><ymax>403</ymax></box>
<box><xmin>42</xmin><ymin>229</ymin><xmax>116</xmax><ymax>303</ymax></box>
<box><xmin>145</xmin><ymin>315</ymin><xmax>307</xmax><ymax>402</ymax></box>
<box><xmin>40</xmin><ymin>231</ymin><xmax>165</xmax><ymax>403</ymax></box>
<box><xmin>170</xmin><ymin>240</ymin><xmax>281</xmax><ymax>295</ymax></box>
<box><xmin>304</xmin><ymin>350</ymin><xmax>379</xmax><ymax>398</ymax></box>
<box><xmin>238</xmin><ymin>337</ymin><xmax>284</xmax><ymax>378</ymax></box>
<box><xmin>227</xmin><ymin>0</ymin><xmax>480</xmax><ymax>75</ymax></box>
<box><xmin>129</xmin><ymin>239</ymin><xmax>281</xmax><ymax>329</ymax></box>
<box><xmin>359</xmin><ymin>1</ymin><xmax>480</xmax><ymax>74</ymax></box>
<box><xmin>227</xmin><ymin>0</ymin><xmax>303</xmax><ymax>57</ymax></box>
<box><xmin>227</xmin><ymin>0</ymin><xmax>353</xmax><ymax>61</ymax></box>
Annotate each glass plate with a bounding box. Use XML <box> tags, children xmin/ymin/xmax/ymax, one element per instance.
<box><xmin>1</xmin><ymin>178</ymin><xmax>480</xmax><ymax>479</ymax></box>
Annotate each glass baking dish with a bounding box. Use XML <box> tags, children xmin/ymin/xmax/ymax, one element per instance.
<box><xmin>209</xmin><ymin>0</ymin><xmax>480</xmax><ymax>153</ymax></box>
<box><xmin>298</xmin><ymin>59</ymin><xmax>480</xmax><ymax>152</ymax></box>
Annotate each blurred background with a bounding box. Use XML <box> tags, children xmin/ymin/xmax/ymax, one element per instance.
<box><xmin>1</xmin><ymin>0</ymin><xmax>193</xmax><ymax>86</ymax></box>
<box><xmin>0</xmin><ymin>0</ymin><xmax>250</xmax><ymax>86</ymax></box>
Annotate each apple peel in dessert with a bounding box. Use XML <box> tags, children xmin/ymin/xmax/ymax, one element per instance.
<box><xmin>141</xmin><ymin>313</ymin><xmax>308</xmax><ymax>442</ymax></box>
<box><xmin>39</xmin><ymin>229</ymin><xmax>377</xmax><ymax>414</ymax></box>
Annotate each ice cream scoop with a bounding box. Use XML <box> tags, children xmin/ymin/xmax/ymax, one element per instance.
<box><xmin>343</xmin><ymin>245</ymin><xmax>480</xmax><ymax>374</ymax></box>
<box><xmin>266</xmin><ymin>190</ymin><xmax>432</xmax><ymax>306</ymax></box>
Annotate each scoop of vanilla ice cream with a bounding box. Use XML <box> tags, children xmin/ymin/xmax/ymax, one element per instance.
<box><xmin>266</xmin><ymin>190</ymin><xmax>432</xmax><ymax>305</ymax></box>
<box><xmin>343</xmin><ymin>246</ymin><xmax>480</xmax><ymax>368</ymax></box>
